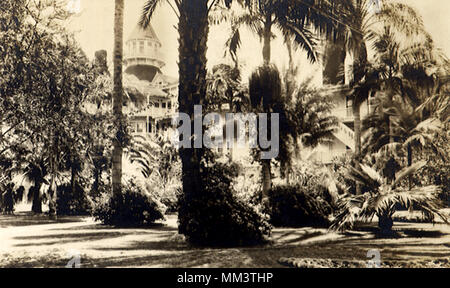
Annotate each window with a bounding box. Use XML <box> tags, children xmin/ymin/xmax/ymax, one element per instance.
<box><xmin>137</xmin><ymin>122</ymin><xmax>144</xmax><ymax>133</ymax></box>
<box><xmin>132</xmin><ymin>42</ymin><xmax>137</xmax><ymax>54</ymax></box>
<box><xmin>139</xmin><ymin>41</ymin><xmax>144</xmax><ymax>54</ymax></box>
<box><xmin>148</xmin><ymin>41</ymin><xmax>152</xmax><ymax>48</ymax></box>
<box><xmin>168</xmin><ymin>101</ymin><xmax>172</xmax><ymax>109</ymax></box>
<box><xmin>154</xmin><ymin>102</ymin><xmax>160</xmax><ymax>108</ymax></box>
<box><xmin>162</xmin><ymin>102</ymin><xmax>166</xmax><ymax>109</ymax></box>
<box><xmin>346</xmin><ymin>96</ymin><xmax>353</xmax><ymax>117</ymax></box>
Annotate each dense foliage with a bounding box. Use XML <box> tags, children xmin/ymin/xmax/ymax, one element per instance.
<box><xmin>178</xmin><ymin>154</ymin><xmax>271</xmax><ymax>247</ymax></box>
<box><xmin>93</xmin><ymin>176</ymin><xmax>165</xmax><ymax>227</ymax></box>
<box><xmin>330</xmin><ymin>162</ymin><xmax>447</xmax><ymax>235</ymax></box>
<box><xmin>56</xmin><ymin>184</ymin><xmax>92</xmax><ymax>216</ymax></box>
<box><xmin>268</xmin><ymin>185</ymin><xmax>331</xmax><ymax>228</ymax></box>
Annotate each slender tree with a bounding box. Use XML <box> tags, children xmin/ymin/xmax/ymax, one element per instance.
<box><xmin>249</xmin><ymin>64</ymin><xmax>282</xmax><ymax>197</ymax></box>
<box><xmin>112</xmin><ymin>0</ymin><xmax>124</xmax><ymax>196</ymax></box>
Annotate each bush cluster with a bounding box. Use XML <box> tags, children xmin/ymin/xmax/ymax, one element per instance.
<box><xmin>178</xmin><ymin>159</ymin><xmax>271</xmax><ymax>247</ymax></box>
<box><xmin>268</xmin><ymin>185</ymin><xmax>332</xmax><ymax>228</ymax></box>
<box><xmin>57</xmin><ymin>183</ymin><xmax>92</xmax><ymax>216</ymax></box>
<box><xmin>92</xmin><ymin>177</ymin><xmax>166</xmax><ymax>227</ymax></box>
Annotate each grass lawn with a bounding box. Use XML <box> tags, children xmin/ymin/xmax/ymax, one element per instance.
<box><xmin>0</xmin><ymin>211</ymin><xmax>449</xmax><ymax>268</ymax></box>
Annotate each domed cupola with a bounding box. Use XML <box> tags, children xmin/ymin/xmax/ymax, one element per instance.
<box><xmin>124</xmin><ymin>23</ymin><xmax>165</xmax><ymax>82</ymax></box>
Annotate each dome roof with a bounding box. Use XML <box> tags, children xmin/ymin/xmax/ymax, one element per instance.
<box><xmin>127</xmin><ymin>23</ymin><xmax>161</xmax><ymax>44</ymax></box>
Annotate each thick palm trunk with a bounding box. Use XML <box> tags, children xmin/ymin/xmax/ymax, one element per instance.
<box><xmin>352</xmin><ymin>42</ymin><xmax>367</xmax><ymax>195</ymax></box>
<box><xmin>31</xmin><ymin>182</ymin><xmax>42</xmax><ymax>214</ymax></box>
<box><xmin>407</xmin><ymin>143</ymin><xmax>413</xmax><ymax>189</ymax></box>
<box><xmin>378</xmin><ymin>213</ymin><xmax>393</xmax><ymax>235</ymax></box>
<box><xmin>112</xmin><ymin>0</ymin><xmax>124</xmax><ymax>196</ymax></box>
<box><xmin>262</xmin><ymin>15</ymin><xmax>272</xmax><ymax>64</ymax></box>
<box><xmin>353</xmin><ymin>103</ymin><xmax>362</xmax><ymax>194</ymax></box>
<box><xmin>261</xmin><ymin>159</ymin><xmax>271</xmax><ymax>199</ymax></box>
<box><xmin>177</xmin><ymin>0</ymin><xmax>208</xmax><ymax>234</ymax></box>
<box><xmin>260</xmin><ymin>15</ymin><xmax>273</xmax><ymax>198</ymax></box>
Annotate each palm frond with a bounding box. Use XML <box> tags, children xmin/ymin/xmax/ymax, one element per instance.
<box><xmin>345</xmin><ymin>165</ymin><xmax>380</xmax><ymax>191</ymax></box>
<box><xmin>277</xmin><ymin>21</ymin><xmax>318</xmax><ymax>63</ymax></box>
<box><xmin>392</xmin><ymin>160</ymin><xmax>426</xmax><ymax>187</ymax></box>
<box><xmin>140</xmin><ymin>0</ymin><xmax>177</xmax><ymax>28</ymax></box>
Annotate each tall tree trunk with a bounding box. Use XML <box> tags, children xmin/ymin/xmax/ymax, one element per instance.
<box><xmin>177</xmin><ymin>0</ymin><xmax>208</xmax><ymax>235</ymax></box>
<box><xmin>353</xmin><ymin>102</ymin><xmax>362</xmax><ymax>194</ymax></box>
<box><xmin>407</xmin><ymin>143</ymin><xmax>413</xmax><ymax>189</ymax></box>
<box><xmin>260</xmin><ymin>15</ymin><xmax>273</xmax><ymax>199</ymax></box>
<box><xmin>262</xmin><ymin>15</ymin><xmax>272</xmax><ymax>64</ymax></box>
<box><xmin>48</xmin><ymin>173</ymin><xmax>57</xmax><ymax>219</ymax></box>
<box><xmin>31</xmin><ymin>182</ymin><xmax>42</xmax><ymax>214</ymax></box>
<box><xmin>48</xmin><ymin>137</ymin><xmax>57</xmax><ymax>219</ymax></box>
<box><xmin>71</xmin><ymin>157</ymin><xmax>76</xmax><ymax>196</ymax></box>
<box><xmin>352</xmin><ymin>43</ymin><xmax>367</xmax><ymax>195</ymax></box>
<box><xmin>261</xmin><ymin>159</ymin><xmax>271</xmax><ymax>199</ymax></box>
<box><xmin>112</xmin><ymin>0</ymin><xmax>124</xmax><ymax>196</ymax></box>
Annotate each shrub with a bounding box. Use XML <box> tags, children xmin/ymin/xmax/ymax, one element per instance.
<box><xmin>57</xmin><ymin>183</ymin><xmax>92</xmax><ymax>216</ymax></box>
<box><xmin>330</xmin><ymin>162</ymin><xmax>447</xmax><ymax>234</ymax></box>
<box><xmin>178</xmin><ymin>158</ymin><xmax>271</xmax><ymax>247</ymax></box>
<box><xmin>92</xmin><ymin>176</ymin><xmax>166</xmax><ymax>227</ymax></box>
<box><xmin>150</xmin><ymin>162</ymin><xmax>182</xmax><ymax>214</ymax></box>
<box><xmin>268</xmin><ymin>185</ymin><xmax>332</xmax><ymax>228</ymax></box>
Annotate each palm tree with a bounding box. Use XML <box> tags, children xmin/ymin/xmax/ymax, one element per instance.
<box><xmin>364</xmin><ymin>97</ymin><xmax>446</xmax><ymax>189</ymax></box>
<box><xmin>331</xmin><ymin>0</ymin><xmax>428</xmax><ymax>192</ymax></box>
<box><xmin>112</xmin><ymin>0</ymin><xmax>124</xmax><ymax>196</ymax></box>
<box><xmin>140</xmin><ymin>0</ymin><xmax>224</xmax><ymax>237</ymax></box>
<box><xmin>292</xmin><ymin>79</ymin><xmax>338</xmax><ymax>148</ymax></box>
<box><xmin>206</xmin><ymin>63</ymin><xmax>249</xmax><ymax>159</ymax></box>
<box><xmin>206</xmin><ymin>64</ymin><xmax>248</xmax><ymax>113</ymax></box>
<box><xmin>127</xmin><ymin>134</ymin><xmax>163</xmax><ymax>179</ymax></box>
<box><xmin>279</xmin><ymin>77</ymin><xmax>337</xmax><ymax>183</ymax></box>
<box><xmin>210</xmin><ymin>0</ymin><xmax>342</xmax><ymax>65</ymax></box>
<box><xmin>16</xmin><ymin>156</ymin><xmax>48</xmax><ymax>214</ymax></box>
<box><xmin>330</xmin><ymin>161</ymin><xmax>448</xmax><ymax>235</ymax></box>
<box><xmin>249</xmin><ymin>64</ymin><xmax>282</xmax><ymax>197</ymax></box>
<box><xmin>362</xmin><ymin>32</ymin><xmax>449</xmax><ymax>185</ymax></box>
<box><xmin>127</xmin><ymin>133</ymin><xmax>181</xmax><ymax>209</ymax></box>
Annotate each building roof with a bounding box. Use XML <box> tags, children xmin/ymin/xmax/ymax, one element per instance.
<box><xmin>127</xmin><ymin>23</ymin><xmax>161</xmax><ymax>44</ymax></box>
<box><xmin>124</xmin><ymin>74</ymin><xmax>169</xmax><ymax>98</ymax></box>
<box><xmin>160</xmin><ymin>74</ymin><xmax>178</xmax><ymax>85</ymax></box>
<box><xmin>152</xmin><ymin>73</ymin><xmax>178</xmax><ymax>86</ymax></box>
<box><xmin>145</xmin><ymin>87</ymin><xmax>167</xmax><ymax>97</ymax></box>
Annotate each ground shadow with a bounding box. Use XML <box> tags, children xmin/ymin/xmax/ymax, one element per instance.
<box><xmin>0</xmin><ymin>213</ymin><xmax>86</xmax><ymax>228</ymax></box>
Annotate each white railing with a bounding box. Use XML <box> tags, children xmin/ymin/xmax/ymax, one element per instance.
<box><xmin>333</xmin><ymin>122</ymin><xmax>355</xmax><ymax>151</ymax></box>
<box><xmin>332</xmin><ymin>108</ymin><xmax>353</xmax><ymax>121</ymax></box>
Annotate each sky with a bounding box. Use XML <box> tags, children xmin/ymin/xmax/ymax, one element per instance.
<box><xmin>67</xmin><ymin>0</ymin><xmax>450</xmax><ymax>83</ymax></box>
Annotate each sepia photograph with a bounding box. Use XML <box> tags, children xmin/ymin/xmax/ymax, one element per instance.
<box><xmin>0</xmin><ymin>0</ymin><xmax>449</xmax><ymax>271</ymax></box>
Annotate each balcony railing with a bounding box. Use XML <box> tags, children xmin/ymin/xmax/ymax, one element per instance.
<box><xmin>333</xmin><ymin>108</ymin><xmax>353</xmax><ymax>121</ymax></box>
<box><xmin>332</xmin><ymin>122</ymin><xmax>355</xmax><ymax>150</ymax></box>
